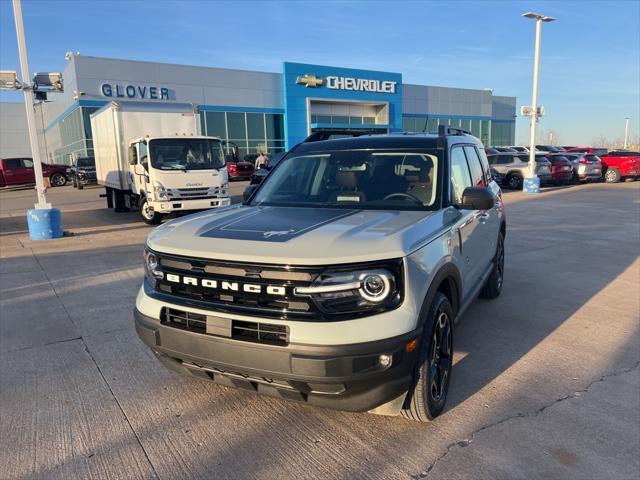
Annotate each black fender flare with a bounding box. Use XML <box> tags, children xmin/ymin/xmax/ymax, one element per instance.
<box><xmin>416</xmin><ymin>263</ymin><xmax>462</xmax><ymax>328</ymax></box>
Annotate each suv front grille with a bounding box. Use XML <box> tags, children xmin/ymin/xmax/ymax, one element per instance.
<box><xmin>162</xmin><ymin>308</ymin><xmax>289</xmax><ymax>346</ymax></box>
<box><xmin>148</xmin><ymin>251</ymin><xmax>403</xmax><ymax>321</ymax></box>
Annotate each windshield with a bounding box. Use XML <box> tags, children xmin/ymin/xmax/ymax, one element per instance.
<box><xmin>251</xmin><ymin>149</ymin><xmax>440</xmax><ymax>210</ymax></box>
<box><xmin>77</xmin><ymin>158</ymin><xmax>95</xmax><ymax>168</ymax></box>
<box><xmin>149</xmin><ymin>139</ymin><xmax>225</xmax><ymax>170</ymax></box>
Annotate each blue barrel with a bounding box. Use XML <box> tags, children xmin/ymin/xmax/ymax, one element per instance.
<box><xmin>523</xmin><ymin>177</ymin><xmax>541</xmax><ymax>194</ymax></box>
<box><xmin>26</xmin><ymin>208</ymin><xmax>63</xmax><ymax>240</ymax></box>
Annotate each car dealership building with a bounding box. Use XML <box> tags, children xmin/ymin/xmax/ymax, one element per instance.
<box><xmin>17</xmin><ymin>54</ymin><xmax>516</xmax><ymax>164</ymax></box>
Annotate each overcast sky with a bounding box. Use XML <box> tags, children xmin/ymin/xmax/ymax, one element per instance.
<box><xmin>1</xmin><ymin>0</ymin><xmax>638</xmax><ymax>145</ymax></box>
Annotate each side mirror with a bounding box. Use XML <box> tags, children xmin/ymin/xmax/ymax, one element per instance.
<box><xmin>243</xmin><ymin>184</ymin><xmax>258</xmax><ymax>203</ymax></box>
<box><xmin>459</xmin><ymin>187</ymin><xmax>495</xmax><ymax>210</ymax></box>
<box><xmin>133</xmin><ymin>164</ymin><xmax>145</xmax><ymax>176</ymax></box>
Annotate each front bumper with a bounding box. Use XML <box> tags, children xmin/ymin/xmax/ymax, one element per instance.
<box><xmin>154</xmin><ymin>197</ymin><xmax>231</xmax><ymax>213</ymax></box>
<box><xmin>134</xmin><ymin>308</ymin><xmax>419</xmax><ymax>412</ymax></box>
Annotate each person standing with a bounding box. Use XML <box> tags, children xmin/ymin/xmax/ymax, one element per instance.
<box><xmin>255</xmin><ymin>152</ymin><xmax>268</xmax><ymax>169</ymax></box>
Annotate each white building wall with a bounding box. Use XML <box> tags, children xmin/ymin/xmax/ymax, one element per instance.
<box><xmin>0</xmin><ymin>102</ymin><xmax>47</xmax><ymax>160</ymax></box>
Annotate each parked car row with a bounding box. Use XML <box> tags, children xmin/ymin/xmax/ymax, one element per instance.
<box><xmin>484</xmin><ymin>146</ymin><xmax>639</xmax><ymax>189</ymax></box>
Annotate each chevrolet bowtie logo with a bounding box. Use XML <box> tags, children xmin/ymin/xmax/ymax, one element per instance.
<box><xmin>296</xmin><ymin>74</ymin><xmax>324</xmax><ymax>88</ymax></box>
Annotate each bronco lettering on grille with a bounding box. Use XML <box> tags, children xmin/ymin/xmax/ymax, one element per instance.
<box><xmin>163</xmin><ymin>273</ymin><xmax>287</xmax><ymax>296</ymax></box>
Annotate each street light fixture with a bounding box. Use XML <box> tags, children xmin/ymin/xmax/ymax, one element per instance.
<box><xmin>521</xmin><ymin>11</ymin><xmax>556</xmax><ymax>194</ymax></box>
<box><xmin>0</xmin><ymin>70</ymin><xmax>22</xmax><ymax>90</ymax></box>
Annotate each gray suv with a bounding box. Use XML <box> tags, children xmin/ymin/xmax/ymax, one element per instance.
<box><xmin>135</xmin><ymin>126</ymin><xmax>506</xmax><ymax>422</ymax></box>
<box><xmin>487</xmin><ymin>152</ymin><xmax>552</xmax><ymax>189</ymax></box>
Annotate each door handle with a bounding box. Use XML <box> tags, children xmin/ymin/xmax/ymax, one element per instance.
<box><xmin>477</xmin><ymin>212</ymin><xmax>490</xmax><ymax>224</ymax></box>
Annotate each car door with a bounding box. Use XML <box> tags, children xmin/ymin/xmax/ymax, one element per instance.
<box><xmin>465</xmin><ymin>146</ymin><xmax>499</xmax><ymax>272</ymax></box>
<box><xmin>2</xmin><ymin>159</ymin><xmax>23</xmax><ymax>184</ymax></box>
<box><xmin>20</xmin><ymin>159</ymin><xmax>36</xmax><ymax>184</ymax></box>
<box><xmin>449</xmin><ymin>145</ymin><xmax>486</xmax><ymax>301</ymax></box>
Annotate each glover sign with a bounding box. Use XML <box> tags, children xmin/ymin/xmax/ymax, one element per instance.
<box><xmin>101</xmin><ymin>83</ymin><xmax>170</xmax><ymax>100</ymax></box>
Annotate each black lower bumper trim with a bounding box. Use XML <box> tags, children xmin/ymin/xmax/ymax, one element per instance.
<box><xmin>134</xmin><ymin>308</ymin><xmax>419</xmax><ymax>412</ymax></box>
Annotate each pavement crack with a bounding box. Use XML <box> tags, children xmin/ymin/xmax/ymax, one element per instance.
<box><xmin>414</xmin><ymin>361</ymin><xmax>640</xmax><ymax>479</ymax></box>
<box><xmin>0</xmin><ymin>336</ymin><xmax>83</xmax><ymax>356</ymax></box>
<box><xmin>29</xmin><ymin>250</ymin><xmax>160</xmax><ymax>479</ymax></box>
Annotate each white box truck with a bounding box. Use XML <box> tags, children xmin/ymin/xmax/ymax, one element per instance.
<box><xmin>91</xmin><ymin>101</ymin><xmax>230</xmax><ymax>224</ymax></box>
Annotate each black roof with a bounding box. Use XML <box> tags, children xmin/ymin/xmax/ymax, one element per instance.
<box><xmin>292</xmin><ymin>132</ymin><xmax>480</xmax><ymax>153</ymax></box>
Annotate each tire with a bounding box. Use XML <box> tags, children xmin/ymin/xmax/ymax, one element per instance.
<box><xmin>139</xmin><ymin>196</ymin><xmax>162</xmax><ymax>225</ymax></box>
<box><xmin>401</xmin><ymin>292</ymin><xmax>454</xmax><ymax>422</ymax></box>
<box><xmin>50</xmin><ymin>173</ymin><xmax>67</xmax><ymax>187</ymax></box>
<box><xmin>111</xmin><ymin>188</ymin><xmax>127</xmax><ymax>212</ymax></box>
<box><xmin>604</xmin><ymin>168</ymin><xmax>621</xmax><ymax>183</ymax></box>
<box><xmin>506</xmin><ymin>173</ymin><xmax>522</xmax><ymax>190</ymax></box>
<box><xmin>480</xmin><ymin>231</ymin><xmax>504</xmax><ymax>299</ymax></box>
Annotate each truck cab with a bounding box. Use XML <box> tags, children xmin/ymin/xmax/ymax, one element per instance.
<box><xmin>124</xmin><ymin>135</ymin><xmax>230</xmax><ymax>224</ymax></box>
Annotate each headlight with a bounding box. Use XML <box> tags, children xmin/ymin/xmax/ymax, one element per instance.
<box><xmin>143</xmin><ymin>247</ymin><xmax>163</xmax><ymax>283</ymax></box>
<box><xmin>153</xmin><ymin>181</ymin><xmax>168</xmax><ymax>200</ymax></box>
<box><xmin>294</xmin><ymin>261</ymin><xmax>403</xmax><ymax>315</ymax></box>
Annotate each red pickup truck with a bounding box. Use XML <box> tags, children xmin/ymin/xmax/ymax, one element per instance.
<box><xmin>565</xmin><ymin>147</ymin><xmax>639</xmax><ymax>183</ymax></box>
<box><xmin>0</xmin><ymin>158</ymin><xmax>69</xmax><ymax>187</ymax></box>
<box><xmin>600</xmin><ymin>151</ymin><xmax>640</xmax><ymax>183</ymax></box>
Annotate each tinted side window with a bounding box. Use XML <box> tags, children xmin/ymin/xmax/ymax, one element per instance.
<box><xmin>22</xmin><ymin>159</ymin><xmax>34</xmax><ymax>168</ymax></box>
<box><xmin>5</xmin><ymin>159</ymin><xmax>22</xmax><ymax>169</ymax></box>
<box><xmin>450</xmin><ymin>147</ymin><xmax>472</xmax><ymax>204</ymax></box>
<box><xmin>487</xmin><ymin>155</ymin><xmax>497</xmax><ymax>165</ymax></box>
<box><xmin>497</xmin><ymin>155</ymin><xmax>511</xmax><ymax>165</ymax></box>
<box><xmin>463</xmin><ymin>146</ymin><xmax>486</xmax><ymax>186</ymax></box>
<box><xmin>476</xmin><ymin>147</ymin><xmax>492</xmax><ymax>181</ymax></box>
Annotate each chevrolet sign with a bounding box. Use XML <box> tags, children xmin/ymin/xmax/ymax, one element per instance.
<box><xmin>296</xmin><ymin>74</ymin><xmax>397</xmax><ymax>94</ymax></box>
<box><xmin>296</xmin><ymin>75</ymin><xmax>324</xmax><ymax>88</ymax></box>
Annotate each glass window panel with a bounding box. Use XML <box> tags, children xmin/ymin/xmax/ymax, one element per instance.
<box><xmin>363</xmin><ymin>117</ymin><xmax>376</xmax><ymax>124</ymax></box>
<box><xmin>403</xmin><ymin>117</ymin><xmax>415</xmax><ymax>131</ymax></box>
<box><xmin>460</xmin><ymin>119</ymin><xmax>471</xmax><ymax>131</ymax></box>
<box><xmin>449</xmin><ymin>118</ymin><xmax>461</xmax><ymax>128</ymax></box>
<box><xmin>332</xmin><ymin>116</ymin><xmax>349</xmax><ymax>124</ymax></box>
<box><xmin>246</xmin><ymin>113</ymin><xmax>265</xmax><ymax>140</ymax></box>
<box><xmin>350</xmin><ymin>116</ymin><xmax>363</xmax><ymax>124</ymax></box>
<box><xmin>450</xmin><ymin>147</ymin><xmax>472</xmax><ymax>204</ymax></box>
<box><xmin>205</xmin><ymin>112</ymin><xmax>226</xmax><ymax>138</ymax></box>
<box><xmin>248</xmin><ymin>140</ymin><xmax>268</xmax><ymax>154</ymax></box>
<box><xmin>267</xmin><ymin>140</ymin><xmax>285</xmax><ymax>153</ymax></box>
<box><xmin>316</xmin><ymin>115</ymin><xmax>332</xmax><ymax>124</ymax></box>
<box><xmin>226</xmin><ymin>112</ymin><xmax>246</xmax><ymax>139</ymax></box>
<box><xmin>310</xmin><ymin>115</ymin><xmax>318</xmax><ymax>123</ymax></box>
<box><xmin>470</xmin><ymin>119</ymin><xmax>481</xmax><ymax>138</ymax></box>
<box><xmin>427</xmin><ymin>118</ymin><xmax>438</xmax><ymax>132</ymax></box>
<box><xmin>265</xmin><ymin>114</ymin><xmax>284</xmax><ymax>140</ymax></box>
<box><xmin>463</xmin><ymin>146</ymin><xmax>485</xmax><ymax>186</ymax></box>
<box><xmin>414</xmin><ymin>118</ymin><xmax>427</xmax><ymax>132</ymax></box>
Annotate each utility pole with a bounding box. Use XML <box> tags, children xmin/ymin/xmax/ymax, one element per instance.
<box><xmin>522</xmin><ymin>12</ymin><xmax>556</xmax><ymax>193</ymax></box>
<box><xmin>623</xmin><ymin>118</ymin><xmax>630</xmax><ymax>150</ymax></box>
<box><xmin>12</xmin><ymin>0</ymin><xmax>48</xmax><ymax>209</ymax></box>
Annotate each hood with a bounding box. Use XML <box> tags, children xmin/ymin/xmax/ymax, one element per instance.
<box><xmin>147</xmin><ymin>205</ymin><xmax>449</xmax><ymax>265</ymax></box>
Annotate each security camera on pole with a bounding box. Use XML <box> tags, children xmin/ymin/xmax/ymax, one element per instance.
<box><xmin>2</xmin><ymin>0</ymin><xmax>65</xmax><ymax>239</ymax></box>
<box><xmin>521</xmin><ymin>11</ymin><xmax>556</xmax><ymax>194</ymax></box>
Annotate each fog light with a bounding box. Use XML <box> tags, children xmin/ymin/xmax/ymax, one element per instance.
<box><xmin>378</xmin><ymin>354</ymin><xmax>392</xmax><ymax>368</ymax></box>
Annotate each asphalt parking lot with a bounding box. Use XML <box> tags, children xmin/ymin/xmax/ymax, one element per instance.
<box><xmin>1</xmin><ymin>181</ymin><xmax>639</xmax><ymax>479</ymax></box>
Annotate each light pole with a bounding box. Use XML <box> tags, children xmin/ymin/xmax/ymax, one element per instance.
<box><xmin>9</xmin><ymin>0</ymin><xmax>64</xmax><ymax>239</ymax></box>
<box><xmin>12</xmin><ymin>0</ymin><xmax>48</xmax><ymax>208</ymax></box>
<box><xmin>623</xmin><ymin>117</ymin><xmax>630</xmax><ymax>149</ymax></box>
<box><xmin>522</xmin><ymin>11</ymin><xmax>556</xmax><ymax>193</ymax></box>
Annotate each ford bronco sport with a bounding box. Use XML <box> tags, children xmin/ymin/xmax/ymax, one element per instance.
<box><xmin>135</xmin><ymin>126</ymin><xmax>506</xmax><ymax>422</ymax></box>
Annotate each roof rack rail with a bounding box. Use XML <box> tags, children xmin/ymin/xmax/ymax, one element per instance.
<box><xmin>438</xmin><ymin>125</ymin><xmax>471</xmax><ymax>137</ymax></box>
